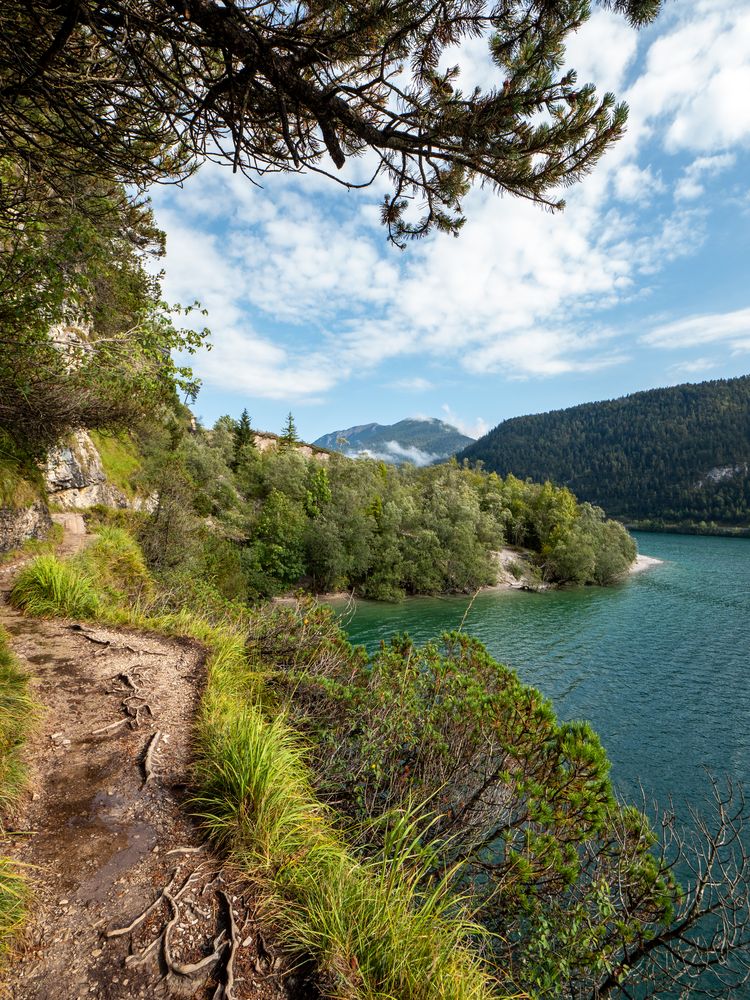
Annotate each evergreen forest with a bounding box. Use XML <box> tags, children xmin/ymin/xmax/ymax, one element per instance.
<box><xmin>459</xmin><ymin>376</ymin><xmax>750</xmax><ymax>532</ymax></box>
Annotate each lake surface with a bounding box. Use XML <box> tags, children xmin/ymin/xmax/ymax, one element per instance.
<box><xmin>342</xmin><ymin>532</ymin><xmax>750</xmax><ymax>818</ymax></box>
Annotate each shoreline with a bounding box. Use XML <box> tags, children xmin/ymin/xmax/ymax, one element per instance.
<box><xmin>630</xmin><ymin>553</ymin><xmax>664</xmax><ymax>574</ymax></box>
<box><xmin>279</xmin><ymin>550</ymin><xmax>665</xmax><ymax>606</ymax></box>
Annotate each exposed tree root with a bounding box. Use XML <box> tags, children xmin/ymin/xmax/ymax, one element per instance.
<box><xmin>93</xmin><ymin>670</ymin><xmax>155</xmax><ymax>736</ymax></box>
<box><xmin>142</xmin><ymin>730</ymin><xmax>162</xmax><ymax>785</ymax></box>
<box><xmin>106</xmin><ymin>871</ymin><xmax>181</xmax><ymax>939</ymax></box>
<box><xmin>65</xmin><ymin>624</ymin><xmax>110</xmax><ymax>646</ymax></box>
<box><xmin>214</xmin><ymin>889</ymin><xmax>240</xmax><ymax>1000</ymax></box>
<box><xmin>92</xmin><ymin>718</ymin><xmax>129</xmax><ymax>736</ymax></box>
<box><xmin>103</xmin><ymin>865</ymin><xmax>256</xmax><ymax>993</ymax></box>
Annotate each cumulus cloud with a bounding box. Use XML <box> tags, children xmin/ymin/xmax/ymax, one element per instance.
<box><xmin>151</xmin><ymin>0</ymin><xmax>750</xmax><ymax>404</ymax></box>
<box><xmin>675</xmin><ymin>153</ymin><xmax>736</xmax><ymax>200</ymax></box>
<box><xmin>626</xmin><ymin>0</ymin><xmax>750</xmax><ymax>156</ymax></box>
<box><xmin>344</xmin><ymin>442</ymin><xmax>442</xmax><ymax>467</ymax></box>
<box><xmin>668</xmin><ymin>357</ymin><xmax>720</xmax><ymax>377</ymax></box>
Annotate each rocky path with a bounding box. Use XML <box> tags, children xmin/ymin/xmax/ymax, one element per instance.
<box><xmin>0</xmin><ymin>538</ymin><xmax>304</xmax><ymax>1000</ymax></box>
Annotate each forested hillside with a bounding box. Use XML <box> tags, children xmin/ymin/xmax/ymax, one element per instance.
<box><xmin>459</xmin><ymin>377</ymin><xmax>750</xmax><ymax>531</ymax></box>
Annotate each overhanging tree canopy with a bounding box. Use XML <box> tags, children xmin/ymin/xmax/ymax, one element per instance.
<box><xmin>0</xmin><ymin>0</ymin><xmax>661</xmax><ymax>244</ymax></box>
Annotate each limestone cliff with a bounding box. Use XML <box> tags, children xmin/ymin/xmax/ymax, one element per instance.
<box><xmin>0</xmin><ymin>502</ymin><xmax>52</xmax><ymax>553</ymax></box>
<box><xmin>44</xmin><ymin>430</ymin><xmax>130</xmax><ymax>510</ymax></box>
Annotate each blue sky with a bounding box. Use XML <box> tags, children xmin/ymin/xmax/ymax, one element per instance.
<box><xmin>151</xmin><ymin>0</ymin><xmax>750</xmax><ymax>444</ymax></box>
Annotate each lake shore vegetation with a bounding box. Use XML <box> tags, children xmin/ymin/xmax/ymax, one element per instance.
<box><xmin>122</xmin><ymin>411</ymin><xmax>637</xmax><ymax>603</ymax></box>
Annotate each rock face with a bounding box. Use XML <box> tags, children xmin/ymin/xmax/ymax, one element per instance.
<box><xmin>45</xmin><ymin>431</ymin><xmax>129</xmax><ymax>510</ymax></box>
<box><xmin>0</xmin><ymin>502</ymin><xmax>52</xmax><ymax>553</ymax></box>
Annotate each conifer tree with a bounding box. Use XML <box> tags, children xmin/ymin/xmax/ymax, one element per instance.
<box><xmin>0</xmin><ymin>0</ymin><xmax>662</xmax><ymax>245</ymax></box>
<box><xmin>231</xmin><ymin>408</ymin><xmax>254</xmax><ymax>469</ymax></box>
<box><xmin>280</xmin><ymin>412</ymin><xmax>299</xmax><ymax>447</ymax></box>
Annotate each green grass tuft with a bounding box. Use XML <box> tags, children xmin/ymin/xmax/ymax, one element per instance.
<box><xmin>75</xmin><ymin>527</ymin><xmax>154</xmax><ymax>604</ymax></box>
<box><xmin>0</xmin><ymin>628</ymin><xmax>36</xmax><ymax>965</ymax></box>
<box><xmin>0</xmin><ymin>860</ymin><xmax>29</xmax><ymax>963</ymax></box>
<box><xmin>10</xmin><ymin>555</ymin><xmax>99</xmax><ymax>619</ymax></box>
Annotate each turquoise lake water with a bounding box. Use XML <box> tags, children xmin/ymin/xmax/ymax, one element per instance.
<box><xmin>342</xmin><ymin>532</ymin><xmax>750</xmax><ymax>818</ymax></box>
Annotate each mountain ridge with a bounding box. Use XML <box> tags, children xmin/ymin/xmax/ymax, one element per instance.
<box><xmin>314</xmin><ymin>417</ymin><xmax>474</xmax><ymax>466</ymax></box>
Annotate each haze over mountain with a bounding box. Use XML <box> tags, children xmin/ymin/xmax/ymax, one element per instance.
<box><xmin>314</xmin><ymin>418</ymin><xmax>474</xmax><ymax>466</ymax></box>
<box><xmin>458</xmin><ymin>376</ymin><xmax>750</xmax><ymax>531</ymax></box>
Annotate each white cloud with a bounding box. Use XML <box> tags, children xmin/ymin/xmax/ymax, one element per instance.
<box><xmin>441</xmin><ymin>405</ymin><xmax>488</xmax><ymax>440</ymax></box>
<box><xmin>564</xmin><ymin>9</ymin><xmax>639</xmax><ymax>97</ymax></box>
<box><xmin>157</xmin><ymin>203</ymin><xmax>341</xmax><ymax>400</ymax></box>
<box><xmin>675</xmin><ymin>153</ymin><xmax>736</xmax><ymax>200</ymax></box>
<box><xmin>668</xmin><ymin>356</ymin><xmax>720</xmax><ymax>377</ymax></box>
<box><xmin>344</xmin><ymin>442</ymin><xmax>441</xmax><ymax>466</ymax></box>
<box><xmin>389</xmin><ymin>377</ymin><xmax>434</xmax><ymax>391</ymax></box>
<box><xmin>626</xmin><ymin>0</ymin><xmax>750</xmax><ymax>156</ymax></box>
<box><xmin>196</xmin><ymin>327</ymin><xmax>337</xmax><ymax>400</ymax></box>
<box><xmin>643</xmin><ymin>306</ymin><xmax>750</xmax><ymax>349</ymax></box>
<box><xmin>614</xmin><ymin>164</ymin><xmax>665</xmax><ymax>202</ymax></box>
<box><xmin>462</xmin><ymin>327</ymin><xmax>628</xmax><ymax>378</ymax></box>
<box><xmin>150</xmin><ymin>0</ymin><xmax>750</xmax><ymax>405</ymax></box>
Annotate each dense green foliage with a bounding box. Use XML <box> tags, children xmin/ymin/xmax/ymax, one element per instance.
<box><xmin>459</xmin><ymin>376</ymin><xmax>750</xmax><ymax>529</ymax></box>
<box><xmin>133</xmin><ymin>413</ymin><xmax>636</xmax><ymax>600</ymax></box>
<box><xmin>0</xmin><ymin>176</ymin><xmax>206</xmax><ymax>468</ymax></box>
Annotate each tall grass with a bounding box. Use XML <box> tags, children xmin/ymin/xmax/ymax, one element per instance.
<box><xmin>0</xmin><ymin>628</ymin><xmax>36</xmax><ymax>817</ymax></box>
<box><xmin>75</xmin><ymin>527</ymin><xmax>153</xmax><ymax>604</ymax></box>
<box><xmin>10</xmin><ymin>534</ymin><xmax>504</xmax><ymax>1000</ymax></box>
<box><xmin>0</xmin><ymin>861</ymin><xmax>28</xmax><ymax>964</ymax></box>
<box><xmin>193</xmin><ymin>631</ymin><xmax>499</xmax><ymax>1000</ymax></box>
<box><xmin>0</xmin><ymin>628</ymin><xmax>36</xmax><ymax>964</ymax></box>
<box><xmin>10</xmin><ymin>555</ymin><xmax>99</xmax><ymax>618</ymax></box>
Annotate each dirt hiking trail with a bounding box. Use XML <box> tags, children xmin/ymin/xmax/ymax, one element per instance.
<box><xmin>0</xmin><ymin>524</ymin><xmax>307</xmax><ymax>1000</ymax></box>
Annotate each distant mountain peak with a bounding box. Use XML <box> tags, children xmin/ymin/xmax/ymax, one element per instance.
<box><xmin>313</xmin><ymin>417</ymin><xmax>474</xmax><ymax>466</ymax></box>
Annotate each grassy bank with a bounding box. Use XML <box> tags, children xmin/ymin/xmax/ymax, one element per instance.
<box><xmin>0</xmin><ymin>627</ymin><xmax>36</xmax><ymax>963</ymax></box>
<box><xmin>9</xmin><ymin>530</ymin><xmax>500</xmax><ymax>1000</ymax></box>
